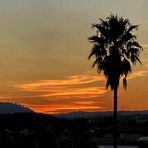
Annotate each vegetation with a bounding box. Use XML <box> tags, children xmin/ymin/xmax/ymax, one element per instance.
<box><xmin>88</xmin><ymin>14</ymin><xmax>142</xmax><ymax>148</ymax></box>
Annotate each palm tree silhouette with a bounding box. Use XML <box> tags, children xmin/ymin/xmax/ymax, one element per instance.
<box><xmin>88</xmin><ymin>14</ymin><xmax>142</xmax><ymax>148</ymax></box>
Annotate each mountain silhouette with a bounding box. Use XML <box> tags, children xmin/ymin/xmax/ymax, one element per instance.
<box><xmin>0</xmin><ymin>102</ymin><xmax>33</xmax><ymax>114</ymax></box>
<box><xmin>54</xmin><ymin>110</ymin><xmax>148</xmax><ymax>119</ymax></box>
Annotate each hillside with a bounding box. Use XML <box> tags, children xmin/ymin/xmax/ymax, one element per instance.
<box><xmin>54</xmin><ymin>110</ymin><xmax>148</xmax><ymax>119</ymax></box>
<box><xmin>0</xmin><ymin>102</ymin><xmax>33</xmax><ymax>114</ymax></box>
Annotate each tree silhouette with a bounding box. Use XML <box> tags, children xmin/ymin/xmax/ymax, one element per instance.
<box><xmin>88</xmin><ymin>14</ymin><xmax>142</xmax><ymax>148</ymax></box>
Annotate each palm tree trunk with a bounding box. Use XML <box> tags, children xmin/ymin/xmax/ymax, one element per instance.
<box><xmin>113</xmin><ymin>88</ymin><xmax>118</xmax><ymax>148</ymax></box>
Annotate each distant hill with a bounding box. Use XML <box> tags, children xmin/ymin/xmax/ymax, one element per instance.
<box><xmin>0</xmin><ymin>102</ymin><xmax>33</xmax><ymax>114</ymax></box>
<box><xmin>54</xmin><ymin>110</ymin><xmax>148</xmax><ymax>119</ymax></box>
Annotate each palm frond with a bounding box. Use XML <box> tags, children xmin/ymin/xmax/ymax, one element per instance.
<box><xmin>127</xmin><ymin>25</ymin><xmax>138</xmax><ymax>32</ymax></box>
<box><xmin>88</xmin><ymin>36</ymin><xmax>105</xmax><ymax>44</ymax></box>
<box><xmin>91</xmin><ymin>24</ymin><xmax>109</xmax><ymax>39</ymax></box>
<box><xmin>88</xmin><ymin>14</ymin><xmax>142</xmax><ymax>91</ymax></box>
<box><xmin>123</xmin><ymin>77</ymin><xmax>127</xmax><ymax>90</ymax></box>
<box><xmin>121</xmin><ymin>32</ymin><xmax>136</xmax><ymax>43</ymax></box>
<box><xmin>99</xmin><ymin>18</ymin><xmax>109</xmax><ymax>28</ymax></box>
<box><xmin>105</xmin><ymin>79</ymin><xmax>110</xmax><ymax>89</ymax></box>
<box><xmin>131</xmin><ymin>53</ymin><xmax>141</xmax><ymax>64</ymax></box>
<box><xmin>122</xmin><ymin>59</ymin><xmax>132</xmax><ymax>76</ymax></box>
<box><xmin>127</xmin><ymin>41</ymin><xmax>142</xmax><ymax>49</ymax></box>
<box><xmin>88</xmin><ymin>44</ymin><xmax>106</xmax><ymax>59</ymax></box>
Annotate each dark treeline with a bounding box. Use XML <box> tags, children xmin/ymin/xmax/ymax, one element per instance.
<box><xmin>0</xmin><ymin>112</ymin><xmax>148</xmax><ymax>148</ymax></box>
<box><xmin>0</xmin><ymin>112</ymin><xmax>91</xmax><ymax>148</ymax></box>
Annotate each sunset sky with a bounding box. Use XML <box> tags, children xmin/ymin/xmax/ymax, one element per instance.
<box><xmin>0</xmin><ymin>0</ymin><xmax>148</xmax><ymax>114</ymax></box>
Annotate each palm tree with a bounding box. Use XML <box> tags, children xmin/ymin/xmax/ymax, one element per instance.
<box><xmin>88</xmin><ymin>14</ymin><xmax>142</xmax><ymax>148</ymax></box>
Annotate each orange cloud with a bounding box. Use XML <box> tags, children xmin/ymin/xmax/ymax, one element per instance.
<box><xmin>13</xmin><ymin>72</ymin><xmax>107</xmax><ymax>100</ymax></box>
<box><xmin>14</xmin><ymin>71</ymin><xmax>104</xmax><ymax>91</ymax></box>
<box><xmin>128</xmin><ymin>70</ymin><xmax>147</xmax><ymax>79</ymax></box>
<box><xmin>21</xmin><ymin>102</ymin><xmax>102</xmax><ymax>114</ymax></box>
<box><xmin>10</xmin><ymin>70</ymin><xmax>147</xmax><ymax>113</ymax></box>
<box><xmin>10</xmin><ymin>72</ymin><xmax>107</xmax><ymax>113</ymax></box>
<box><xmin>75</xmin><ymin>101</ymin><xmax>96</xmax><ymax>105</ymax></box>
<box><xmin>41</xmin><ymin>87</ymin><xmax>107</xmax><ymax>99</ymax></box>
